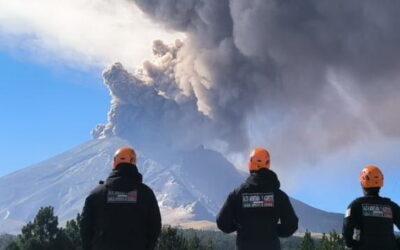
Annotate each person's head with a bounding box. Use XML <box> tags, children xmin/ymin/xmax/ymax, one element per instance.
<box><xmin>248</xmin><ymin>147</ymin><xmax>270</xmax><ymax>173</ymax></box>
<box><xmin>360</xmin><ymin>165</ymin><xmax>383</xmax><ymax>195</ymax></box>
<box><xmin>113</xmin><ymin>147</ymin><xmax>136</xmax><ymax>169</ymax></box>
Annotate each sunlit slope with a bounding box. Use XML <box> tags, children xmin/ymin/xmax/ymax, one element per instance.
<box><xmin>0</xmin><ymin>137</ymin><xmax>342</xmax><ymax>234</ymax></box>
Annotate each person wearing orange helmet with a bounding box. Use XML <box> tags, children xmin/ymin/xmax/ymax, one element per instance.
<box><xmin>343</xmin><ymin>165</ymin><xmax>400</xmax><ymax>250</ymax></box>
<box><xmin>80</xmin><ymin>147</ymin><xmax>161</xmax><ymax>250</ymax></box>
<box><xmin>217</xmin><ymin>147</ymin><xmax>298</xmax><ymax>250</ymax></box>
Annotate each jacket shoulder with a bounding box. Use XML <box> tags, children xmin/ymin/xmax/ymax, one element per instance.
<box><xmin>380</xmin><ymin>196</ymin><xmax>395</xmax><ymax>203</ymax></box>
<box><xmin>139</xmin><ymin>183</ymin><xmax>155</xmax><ymax>193</ymax></box>
<box><xmin>389</xmin><ymin>200</ymin><xmax>400</xmax><ymax>215</ymax></box>
<box><xmin>390</xmin><ymin>199</ymin><xmax>400</xmax><ymax>206</ymax></box>
<box><xmin>138</xmin><ymin>183</ymin><xmax>158</xmax><ymax>200</ymax></box>
<box><xmin>347</xmin><ymin>197</ymin><xmax>365</xmax><ymax>208</ymax></box>
<box><xmin>272</xmin><ymin>189</ymin><xmax>290</xmax><ymax>202</ymax></box>
<box><xmin>220</xmin><ymin>184</ymin><xmax>244</xmax><ymax>204</ymax></box>
<box><xmin>234</xmin><ymin>182</ymin><xmax>250</xmax><ymax>194</ymax></box>
<box><xmin>277</xmin><ymin>189</ymin><xmax>289</xmax><ymax>197</ymax></box>
<box><xmin>275</xmin><ymin>189</ymin><xmax>293</xmax><ymax>208</ymax></box>
<box><xmin>385</xmin><ymin>198</ymin><xmax>400</xmax><ymax>208</ymax></box>
<box><xmin>87</xmin><ymin>183</ymin><xmax>106</xmax><ymax>198</ymax></box>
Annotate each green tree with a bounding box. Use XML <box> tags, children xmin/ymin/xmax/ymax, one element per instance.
<box><xmin>156</xmin><ymin>226</ymin><xmax>187</xmax><ymax>250</ymax></box>
<box><xmin>64</xmin><ymin>214</ymin><xmax>82</xmax><ymax>250</ymax></box>
<box><xmin>316</xmin><ymin>231</ymin><xmax>345</xmax><ymax>250</ymax></box>
<box><xmin>327</xmin><ymin>231</ymin><xmax>345</xmax><ymax>250</ymax></box>
<box><xmin>299</xmin><ymin>230</ymin><xmax>315</xmax><ymax>250</ymax></box>
<box><xmin>203</xmin><ymin>239</ymin><xmax>214</xmax><ymax>250</ymax></box>
<box><xmin>5</xmin><ymin>206</ymin><xmax>76</xmax><ymax>250</ymax></box>
<box><xmin>156</xmin><ymin>226</ymin><xmax>215</xmax><ymax>250</ymax></box>
<box><xmin>0</xmin><ymin>234</ymin><xmax>16</xmax><ymax>250</ymax></box>
<box><xmin>180</xmin><ymin>229</ymin><xmax>230</xmax><ymax>250</ymax></box>
<box><xmin>187</xmin><ymin>234</ymin><xmax>201</xmax><ymax>250</ymax></box>
<box><xmin>5</xmin><ymin>241</ymin><xmax>21</xmax><ymax>250</ymax></box>
<box><xmin>317</xmin><ymin>233</ymin><xmax>329</xmax><ymax>250</ymax></box>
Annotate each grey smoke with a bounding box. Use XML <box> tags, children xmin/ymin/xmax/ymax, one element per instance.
<box><xmin>95</xmin><ymin>0</ymin><xmax>400</xmax><ymax>166</ymax></box>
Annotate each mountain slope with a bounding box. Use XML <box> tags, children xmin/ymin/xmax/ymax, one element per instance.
<box><xmin>0</xmin><ymin>137</ymin><xmax>343</xmax><ymax>234</ymax></box>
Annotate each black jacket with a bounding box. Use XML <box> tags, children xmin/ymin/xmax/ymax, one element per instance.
<box><xmin>343</xmin><ymin>194</ymin><xmax>400</xmax><ymax>250</ymax></box>
<box><xmin>80</xmin><ymin>163</ymin><xmax>161</xmax><ymax>250</ymax></box>
<box><xmin>216</xmin><ymin>168</ymin><xmax>298</xmax><ymax>250</ymax></box>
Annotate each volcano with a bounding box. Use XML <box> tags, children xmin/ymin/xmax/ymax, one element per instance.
<box><xmin>0</xmin><ymin>136</ymin><xmax>343</xmax><ymax>234</ymax></box>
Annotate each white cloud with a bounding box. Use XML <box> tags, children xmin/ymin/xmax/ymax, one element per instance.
<box><xmin>0</xmin><ymin>0</ymin><xmax>183</xmax><ymax>68</ymax></box>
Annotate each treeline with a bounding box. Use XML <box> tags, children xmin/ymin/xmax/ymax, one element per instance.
<box><xmin>0</xmin><ymin>234</ymin><xmax>15</xmax><ymax>250</ymax></box>
<box><xmin>3</xmin><ymin>206</ymin><xmax>352</xmax><ymax>250</ymax></box>
<box><xmin>297</xmin><ymin>230</ymin><xmax>346</xmax><ymax>250</ymax></box>
<box><xmin>2</xmin><ymin>206</ymin><xmax>219</xmax><ymax>250</ymax></box>
<box><xmin>5</xmin><ymin>207</ymin><xmax>82</xmax><ymax>250</ymax></box>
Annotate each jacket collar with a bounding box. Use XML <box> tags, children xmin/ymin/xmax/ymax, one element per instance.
<box><xmin>245</xmin><ymin>168</ymin><xmax>281</xmax><ymax>190</ymax></box>
<box><xmin>106</xmin><ymin>163</ymin><xmax>143</xmax><ymax>191</ymax></box>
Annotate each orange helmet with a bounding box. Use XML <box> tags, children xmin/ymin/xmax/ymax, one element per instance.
<box><xmin>360</xmin><ymin>165</ymin><xmax>384</xmax><ymax>188</ymax></box>
<box><xmin>113</xmin><ymin>147</ymin><xmax>136</xmax><ymax>169</ymax></box>
<box><xmin>248</xmin><ymin>147</ymin><xmax>270</xmax><ymax>171</ymax></box>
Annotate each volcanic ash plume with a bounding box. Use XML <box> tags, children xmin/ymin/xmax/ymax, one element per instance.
<box><xmin>94</xmin><ymin>0</ymin><xmax>400</xmax><ymax>165</ymax></box>
<box><xmin>92</xmin><ymin>41</ymin><xmax>223</xmax><ymax>156</ymax></box>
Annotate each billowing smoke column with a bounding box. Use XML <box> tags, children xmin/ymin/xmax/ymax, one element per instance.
<box><xmin>94</xmin><ymin>0</ymin><xmax>400</xmax><ymax>165</ymax></box>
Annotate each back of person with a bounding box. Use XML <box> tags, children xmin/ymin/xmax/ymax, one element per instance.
<box><xmin>234</xmin><ymin>175</ymin><xmax>294</xmax><ymax>250</ymax></box>
<box><xmin>81</xmin><ymin>147</ymin><xmax>161</xmax><ymax>250</ymax></box>
<box><xmin>343</xmin><ymin>165</ymin><xmax>400</xmax><ymax>250</ymax></box>
<box><xmin>217</xmin><ymin>148</ymin><xmax>298</xmax><ymax>250</ymax></box>
<box><xmin>347</xmin><ymin>195</ymin><xmax>399</xmax><ymax>250</ymax></box>
<box><xmin>89</xmin><ymin>184</ymin><xmax>157</xmax><ymax>250</ymax></box>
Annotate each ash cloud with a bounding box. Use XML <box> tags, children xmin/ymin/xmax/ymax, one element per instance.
<box><xmin>95</xmin><ymin>0</ymin><xmax>400</xmax><ymax>167</ymax></box>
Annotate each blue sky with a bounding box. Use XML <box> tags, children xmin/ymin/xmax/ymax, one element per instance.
<box><xmin>0</xmin><ymin>51</ymin><xmax>109</xmax><ymax>176</ymax></box>
<box><xmin>289</xmin><ymin>144</ymin><xmax>400</xmax><ymax>213</ymax></box>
